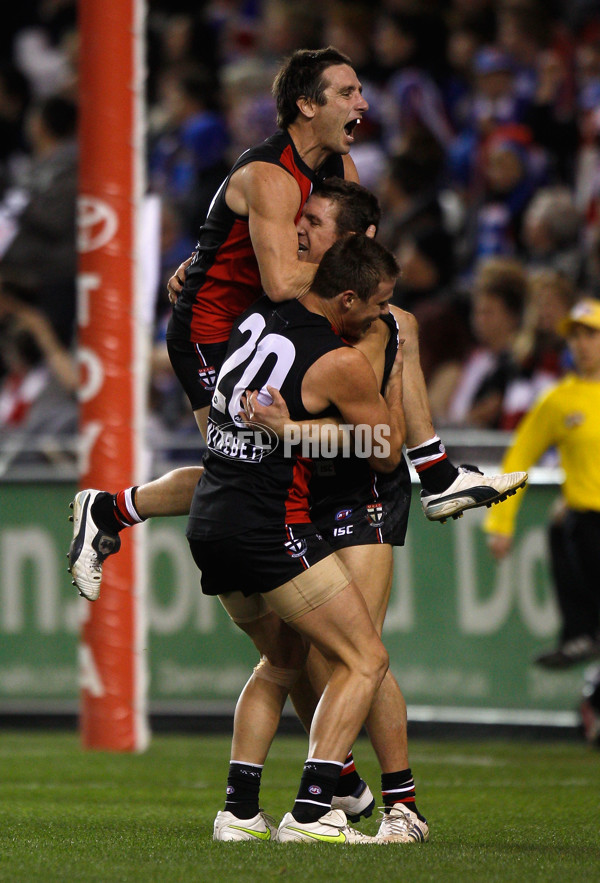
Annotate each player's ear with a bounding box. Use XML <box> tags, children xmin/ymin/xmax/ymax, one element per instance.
<box><xmin>365</xmin><ymin>224</ymin><xmax>377</xmax><ymax>239</ymax></box>
<box><xmin>296</xmin><ymin>96</ymin><xmax>315</xmax><ymax>119</ymax></box>
<box><xmin>340</xmin><ymin>290</ymin><xmax>355</xmax><ymax>310</ymax></box>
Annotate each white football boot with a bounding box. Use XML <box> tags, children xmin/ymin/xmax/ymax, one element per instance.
<box><xmin>375</xmin><ymin>805</ymin><xmax>429</xmax><ymax>843</ymax></box>
<box><xmin>68</xmin><ymin>489</ymin><xmax>120</xmax><ymax>601</ymax></box>
<box><xmin>331</xmin><ymin>779</ymin><xmax>375</xmax><ymax>821</ymax></box>
<box><xmin>213</xmin><ymin>809</ymin><xmax>277</xmax><ymax>842</ymax></box>
<box><xmin>276</xmin><ymin>808</ymin><xmax>376</xmax><ymax>844</ymax></box>
<box><xmin>421</xmin><ymin>466</ymin><xmax>527</xmax><ymax>523</ymax></box>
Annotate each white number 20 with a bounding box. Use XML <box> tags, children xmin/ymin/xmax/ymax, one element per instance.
<box><xmin>212</xmin><ymin>313</ymin><xmax>296</xmax><ymax>422</ymax></box>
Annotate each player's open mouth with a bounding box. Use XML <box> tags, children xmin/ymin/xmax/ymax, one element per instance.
<box><xmin>298</xmin><ymin>242</ymin><xmax>308</xmax><ymax>253</ymax></box>
<box><xmin>344</xmin><ymin>118</ymin><xmax>360</xmax><ymax>139</ymax></box>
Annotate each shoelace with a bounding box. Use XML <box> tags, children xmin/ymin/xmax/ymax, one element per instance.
<box><xmin>378</xmin><ymin>806</ymin><xmax>415</xmax><ymax>835</ymax></box>
<box><xmin>341</xmin><ymin>824</ymin><xmax>373</xmax><ymax>841</ymax></box>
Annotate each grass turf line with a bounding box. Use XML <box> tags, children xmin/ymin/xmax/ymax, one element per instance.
<box><xmin>0</xmin><ymin>732</ymin><xmax>599</xmax><ymax>883</ymax></box>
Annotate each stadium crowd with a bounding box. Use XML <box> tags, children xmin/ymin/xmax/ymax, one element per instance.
<box><xmin>1</xmin><ymin>1</ymin><xmax>600</xmax><ymax>738</ymax></box>
<box><xmin>1</xmin><ymin>0</ymin><xmax>600</xmax><ymax>444</ymax></box>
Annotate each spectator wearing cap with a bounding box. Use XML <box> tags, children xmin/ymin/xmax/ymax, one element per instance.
<box><xmin>468</xmin><ymin>122</ymin><xmax>547</xmax><ymax>267</ymax></box>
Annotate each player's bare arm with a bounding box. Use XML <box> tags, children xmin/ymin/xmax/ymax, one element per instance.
<box><xmin>241</xmin><ymin>318</ymin><xmax>392</xmax><ymax>438</ymax></box>
<box><xmin>341</xmin><ymin>153</ymin><xmax>360</xmax><ymax>183</ymax></box>
<box><xmin>229</xmin><ymin>161</ymin><xmax>319</xmax><ymax>302</ymax></box>
<box><xmin>302</xmin><ymin>345</ymin><xmax>405</xmax><ymax>472</ymax></box>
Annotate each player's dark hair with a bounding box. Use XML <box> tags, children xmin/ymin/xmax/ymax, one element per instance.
<box><xmin>313</xmin><ymin>178</ymin><xmax>381</xmax><ymax>235</ymax></box>
<box><xmin>272</xmin><ymin>46</ymin><xmax>352</xmax><ymax>130</ymax></box>
<box><xmin>312</xmin><ymin>234</ymin><xmax>399</xmax><ymax>302</ymax></box>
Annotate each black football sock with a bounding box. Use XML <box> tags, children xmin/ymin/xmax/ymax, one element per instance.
<box><xmin>224</xmin><ymin>761</ymin><xmax>263</xmax><ymax>819</ymax></box>
<box><xmin>381</xmin><ymin>768</ymin><xmax>426</xmax><ymax>822</ymax></box>
<box><xmin>91</xmin><ymin>487</ymin><xmax>143</xmax><ymax>533</ymax></box>
<box><xmin>334</xmin><ymin>751</ymin><xmax>363</xmax><ymax>797</ymax></box>
<box><xmin>292</xmin><ymin>758</ymin><xmax>342</xmax><ymax>823</ymax></box>
<box><xmin>407</xmin><ymin>436</ymin><xmax>459</xmax><ymax>493</ymax></box>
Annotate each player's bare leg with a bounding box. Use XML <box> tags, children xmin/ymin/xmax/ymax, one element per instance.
<box><xmin>213</xmin><ymin>608</ymin><xmax>307</xmax><ymax>843</ymax></box>
<box><xmin>134</xmin><ymin>467</ymin><xmax>201</xmax><ymax>518</ymax></box>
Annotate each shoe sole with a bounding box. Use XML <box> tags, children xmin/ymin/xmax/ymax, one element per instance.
<box><xmin>424</xmin><ymin>476</ymin><xmax>528</xmax><ymax>524</ymax></box>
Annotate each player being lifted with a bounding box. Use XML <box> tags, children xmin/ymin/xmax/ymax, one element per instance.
<box><xmin>68</xmin><ymin>49</ymin><xmax>526</xmax><ymax>600</ymax></box>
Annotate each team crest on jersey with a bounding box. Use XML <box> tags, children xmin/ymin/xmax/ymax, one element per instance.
<box><xmin>366</xmin><ymin>502</ymin><xmax>385</xmax><ymax>526</ymax></box>
<box><xmin>197</xmin><ymin>365</ymin><xmax>217</xmax><ymax>390</ymax></box>
<box><xmin>284</xmin><ymin>538</ymin><xmax>308</xmax><ymax>559</ymax></box>
<box><xmin>335</xmin><ymin>509</ymin><xmax>353</xmax><ymax>522</ymax></box>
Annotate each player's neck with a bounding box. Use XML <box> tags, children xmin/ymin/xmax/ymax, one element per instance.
<box><xmin>301</xmin><ymin>292</ymin><xmax>351</xmax><ymax>339</ymax></box>
<box><xmin>287</xmin><ymin>122</ymin><xmax>331</xmax><ymax>171</ymax></box>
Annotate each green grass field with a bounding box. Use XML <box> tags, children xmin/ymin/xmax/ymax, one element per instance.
<box><xmin>1</xmin><ymin>730</ymin><xmax>599</xmax><ymax>882</ymax></box>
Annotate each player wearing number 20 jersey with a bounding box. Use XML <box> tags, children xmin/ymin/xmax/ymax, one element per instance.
<box><xmin>186</xmin><ymin>295</ymin><xmax>349</xmax><ymax>598</ymax></box>
<box><xmin>186</xmin><ymin>296</ymin><xmax>346</xmax><ymax>564</ymax></box>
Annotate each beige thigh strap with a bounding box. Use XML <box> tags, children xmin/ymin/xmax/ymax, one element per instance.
<box><xmin>266</xmin><ymin>553</ymin><xmax>351</xmax><ymax>623</ymax></box>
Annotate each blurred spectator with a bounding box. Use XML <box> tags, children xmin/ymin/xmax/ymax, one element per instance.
<box><xmin>522</xmin><ymin>186</ymin><xmax>584</xmax><ymax>283</ymax></box>
<box><xmin>447</xmin><ymin>46</ymin><xmax>528</xmax><ymax>192</ymax></box>
<box><xmin>0</xmin><ymin>94</ymin><xmax>77</xmax><ymax>346</ymax></box>
<box><xmin>220</xmin><ymin>57</ymin><xmax>277</xmax><ymax>161</ymax></box>
<box><xmin>378</xmin><ymin>145</ymin><xmax>455</xmax><ymax>315</ymax></box>
<box><xmin>428</xmin><ymin>256</ymin><xmax>526</xmax><ymax>427</ymax></box>
<box><xmin>501</xmin><ymin>268</ymin><xmax>577</xmax><ymax>429</ymax></box>
<box><xmin>259</xmin><ymin>0</ymin><xmax>322</xmax><ymax>62</ymax></box>
<box><xmin>0</xmin><ymin>299</ymin><xmax>77</xmax><ymax>468</ymax></box>
<box><xmin>372</xmin><ymin>8</ymin><xmax>454</xmax><ymax>155</ymax></box>
<box><xmin>443</xmin><ymin>22</ymin><xmax>485</xmax><ymax>132</ymax></box>
<box><xmin>149</xmin><ymin>65</ymin><xmax>230</xmax><ymax>238</ymax></box>
<box><xmin>0</xmin><ymin>64</ymin><xmax>31</xmax><ymax>193</ymax></box>
<box><xmin>321</xmin><ymin>2</ymin><xmax>388</xmax><ymax>190</ymax></box>
<box><xmin>468</xmin><ymin>123</ymin><xmax>546</xmax><ymax>266</ymax></box>
<box><xmin>12</xmin><ymin>0</ymin><xmax>77</xmax><ymax>99</ymax></box>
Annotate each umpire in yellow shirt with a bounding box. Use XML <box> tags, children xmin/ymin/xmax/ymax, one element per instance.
<box><xmin>484</xmin><ymin>297</ymin><xmax>600</xmax><ymax>665</ymax></box>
